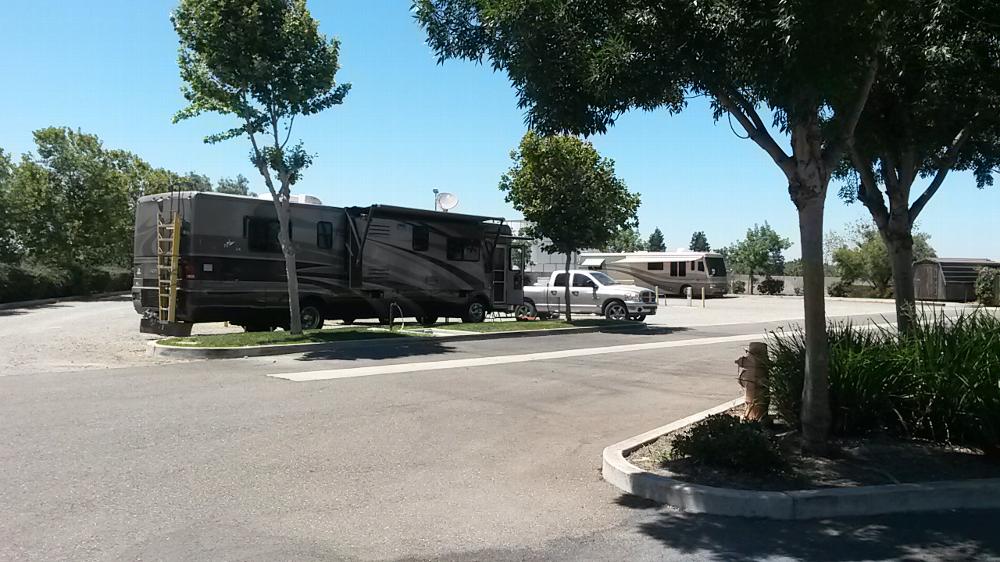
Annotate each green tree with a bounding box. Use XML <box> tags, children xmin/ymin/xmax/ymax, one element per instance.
<box><xmin>6</xmin><ymin>128</ymin><xmax>140</xmax><ymax>267</ymax></box>
<box><xmin>724</xmin><ymin>223</ymin><xmax>792</xmax><ymax>295</ymax></box>
<box><xmin>604</xmin><ymin>228</ymin><xmax>645</xmax><ymax>253</ymax></box>
<box><xmin>689</xmin><ymin>231</ymin><xmax>710</xmax><ymax>252</ymax></box>
<box><xmin>840</xmin><ymin>3</ymin><xmax>1000</xmax><ymax>334</ymax></box>
<box><xmin>416</xmin><ymin>0</ymin><xmax>883</xmax><ymax>449</ymax></box>
<box><xmin>500</xmin><ymin>132</ymin><xmax>640</xmax><ymax>321</ymax></box>
<box><xmin>215</xmin><ymin>174</ymin><xmax>253</xmax><ymax>196</ymax></box>
<box><xmin>646</xmin><ymin>228</ymin><xmax>666</xmax><ymax>252</ymax></box>
<box><xmin>173</xmin><ymin>0</ymin><xmax>350</xmax><ymax>334</ymax></box>
<box><xmin>832</xmin><ymin>222</ymin><xmax>936</xmax><ymax>298</ymax></box>
<box><xmin>0</xmin><ymin>149</ymin><xmax>21</xmax><ymax>264</ymax></box>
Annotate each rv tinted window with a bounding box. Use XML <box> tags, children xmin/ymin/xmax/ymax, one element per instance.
<box><xmin>706</xmin><ymin>257</ymin><xmax>727</xmax><ymax>277</ymax></box>
<box><xmin>670</xmin><ymin>262</ymin><xmax>678</xmax><ymax>276</ymax></box>
<box><xmin>647</xmin><ymin>262</ymin><xmax>664</xmax><ymax>271</ymax></box>
<box><xmin>317</xmin><ymin>221</ymin><xmax>333</xmax><ymax>249</ymax></box>
<box><xmin>697</xmin><ymin>261</ymin><xmax>705</xmax><ymax>272</ymax></box>
<box><xmin>447</xmin><ymin>238</ymin><xmax>480</xmax><ymax>261</ymax></box>
<box><xmin>412</xmin><ymin>226</ymin><xmax>430</xmax><ymax>251</ymax></box>
<box><xmin>679</xmin><ymin>261</ymin><xmax>687</xmax><ymax>276</ymax></box>
<box><xmin>553</xmin><ymin>273</ymin><xmax>568</xmax><ymax>287</ymax></box>
<box><xmin>244</xmin><ymin>217</ymin><xmax>286</xmax><ymax>253</ymax></box>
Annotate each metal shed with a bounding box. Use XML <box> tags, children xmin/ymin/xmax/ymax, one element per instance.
<box><xmin>913</xmin><ymin>258</ymin><xmax>998</xmax><ymax>302</ymax></box>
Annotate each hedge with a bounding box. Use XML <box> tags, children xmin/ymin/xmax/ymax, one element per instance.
<box><xmin>0</xmin><ymin>263</ymin><xmax>132</xmax><ymax>304</ymax></box>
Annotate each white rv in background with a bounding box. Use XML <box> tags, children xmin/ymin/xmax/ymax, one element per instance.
<box><xmin>578</xmin><ymin>250</ymin><xmax>729</xmax><ymax>297</ymax></box>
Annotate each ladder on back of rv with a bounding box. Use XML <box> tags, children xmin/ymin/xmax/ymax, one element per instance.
<box><xmin>156</xmin><ymin>212</ymin><xmax>182</xmax><ymax>322</ymax></box>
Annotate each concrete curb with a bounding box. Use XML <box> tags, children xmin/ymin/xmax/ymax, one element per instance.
<box><xmin>150</xmin><ymin>322</ymin><xmax>650</xmax><ymax>359</ymax></box>
<box><xmin>0</xmin><ymin>291</ymin><xmax>130</xmax><ymax>311</ymax></box>
<box><xmin>601</xmin><ymin>398</ymin><xmax>1000</xmax><ymax>519</ymax></box>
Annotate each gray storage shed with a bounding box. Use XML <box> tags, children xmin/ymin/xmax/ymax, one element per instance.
<box><xmin>913</xmin><ymin>258</ymin><xmax>998</xmax><ymax>302</ymax></box>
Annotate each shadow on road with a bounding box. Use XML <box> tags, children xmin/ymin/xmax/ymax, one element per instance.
<box><xmin>295</xmin><ymin>338</ymin><xmax>458</xmax><ymax>362</ymax></box>
<box><xmin>616</xmin><ymin>495</ymin><xmax>1000</xmax><ymax>561</ymax></box>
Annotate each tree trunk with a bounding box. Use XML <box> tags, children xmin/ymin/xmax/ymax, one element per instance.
<box><xmin>275</xmin><ymin>196</ymin><xmax>302</xmax><ymax>334</ymax></box>
<box><xmin>749</xmin><ymin>273</ymin><xmax>755</xmax><ymax>295</ymax></box>
<box><xmin>884</xmin><ymin>230</ymin><xmax>916</xmax><ymax>336</ymax></box>
<box><xmin>797</xmin><ymin>194</ymin><xmax>831</xmax><ymax>452</ymax></box>
<box><xmin>564</xmin><ymin>253</ymin><xmax>573</xmax><ymax>322</ymax></box>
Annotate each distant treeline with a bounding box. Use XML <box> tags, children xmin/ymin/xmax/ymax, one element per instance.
<box><xmin>0</xmin><ymin>127</ymin><xmax>255</xmax><ymax>302</ymax></box>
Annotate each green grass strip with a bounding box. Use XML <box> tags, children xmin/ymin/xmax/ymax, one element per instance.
<box><xmin>159</xmin><ymin>327</ymin><xmax>409</xmax><ymax>348</ymax></box>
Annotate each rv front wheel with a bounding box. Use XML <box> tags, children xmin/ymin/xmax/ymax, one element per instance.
<box><xmin>300</xmin><ymin>303</ymin><xmax>324</xmax><ymax>330</ymax></box>
<box><xmin>462</xmin><ymin>300</ymin><xmax>487</xmax><ymax>323</ymax></box>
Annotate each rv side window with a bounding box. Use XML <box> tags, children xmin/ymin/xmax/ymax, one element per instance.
<box><xmin>647</xmin><ymin>262</ymin><xmax>664</xmax><ymax>271</ymax></box>
<box><xmin>697</xmin><ymin>261</ymin><xmax>705</xmax><ymax>272</ymax></box>
<box><xmin>317</xmin><ymin>221</ymin><xmax>333</xmax><ymax>249</ymax></box>
<box><xmin>244</xmin><ymin>217</ymin><xmax>287</xmax><ymax>253</ymax></box>
<box><xmin>446</xmin><ymin>238</ymin><xmax>480</xmax><ymax>261</ymax></box>
<box><xmin>679</xmin><ymin>261</ymin><xmax>687</xmax><ymax>276</ymax></box>
<box><xmin>412</xmin><ymin>226</ymin><xmax>430</xmax><ymax>251</ymax></box>
<box><xmin>670</xmin><ymin>262</ymin><xmax>678</xmax><ymax>276</ymax></box>
<box><xmin>553</xmin><ymin>273</ymin><xmax>568</xmax><ymax>287</ymax></box>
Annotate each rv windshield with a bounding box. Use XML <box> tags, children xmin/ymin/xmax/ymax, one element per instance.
<box><xmin>590</xmin><ymin>272</ymin><xmax>617</xmax><ymax>286</ymax></box>
<box><xmin>706</xmin><ymin>257</ymin><xmax>727</xmax><ymax>277</ymax></box>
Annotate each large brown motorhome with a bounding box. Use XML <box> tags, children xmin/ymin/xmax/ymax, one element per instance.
<box><xmin>133</xmin><ymin>191</ymin><xmax>524</xmax><ymax>334</ymax></box>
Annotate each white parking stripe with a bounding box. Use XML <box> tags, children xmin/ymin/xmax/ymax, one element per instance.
<box><xmin>268</xmin><ymin>332</ymin><xmax>766</xmax><ymax>382</ymax></box>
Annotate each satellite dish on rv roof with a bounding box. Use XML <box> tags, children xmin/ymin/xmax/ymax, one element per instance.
<box><xmin>436</xmin><ymin>192</ymin><xmax>459</xmax><ymax>212</ymax></box>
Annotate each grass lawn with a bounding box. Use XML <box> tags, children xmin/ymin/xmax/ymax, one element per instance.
<box><xmin>430</xmin><ymin>318</ymin><xmax>638</xmax><ymax>333</ymax></box>
<box><xmin>159</xmin><ymin>327</ymin><xmax>410</xmax><ymax>348</ymax></box>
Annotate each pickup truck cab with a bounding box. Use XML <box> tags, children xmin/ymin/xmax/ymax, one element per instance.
<box><xmin>520</xmin><ymin>270</ymin><xmax>657</xmax><ymax>321</ymax></box>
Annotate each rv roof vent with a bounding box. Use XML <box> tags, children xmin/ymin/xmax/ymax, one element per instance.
<box><xmin>256</xmin><ymin>193</ymin><xmax>322</xmax><ymax>205</ymax></box>
<box><xmin>290</xmin><ymin>194</ymin><xmax>322</xmax><ymax>205</ymax></box>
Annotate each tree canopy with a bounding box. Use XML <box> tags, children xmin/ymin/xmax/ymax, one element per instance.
<box><xmin>832</xmin><ymin>222</ymin><xmax>936</xmax><ymax>298</ymax></box>
<box><xmin>724</xmin><ymin>223</ymin><xmax>792</xmax><ymax>293</ymax></box>
<box><xmin>500</xmin><ymin>132</ymin><xmax>639</xmax><ymax>320</ymax></box>
<box><xmin>689</xmin><ymin>231</ymin><xmax>710</xmax><ymax>252</ymax></box>
<box><xmin>646</xmin><ymin>228</ymin><xmax>666</xmax><ymax>252</ymax></box>
<box><xmin>604</xmin><ymin>228</ymin><xmax>646</xmax><ymax>253</ymax></box>
<box><xmin>216</xmin><ymin>174</ymin><xmax>254</xmax><ymax>196</ymax></box>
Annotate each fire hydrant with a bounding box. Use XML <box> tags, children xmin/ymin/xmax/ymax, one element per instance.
<box><xmin>737</xmin><ymin>342</ymin><xmax>769</xmax><ymax>422</ymax></box>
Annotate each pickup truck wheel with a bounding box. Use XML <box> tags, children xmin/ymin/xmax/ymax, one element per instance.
<box><xmin>604</xmin><ymin>300</ymin><xmax>629</xmax><ymax>321</ymax></box>
<box><xmin>462</xmin><ymin>300</ymin><xmax>488</xmax><ymax>323</ymax></box>
<box><xmin>629</xmin><ymin>314</ymin><xmax>647</xmax><ymax>322</ymax></box>
<box><xmin>514</xmin><ymin>301</ymin><xmax>537</xmax><ymax>321</ymax></box>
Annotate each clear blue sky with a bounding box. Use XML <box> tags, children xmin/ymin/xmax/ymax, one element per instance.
<box><xmin>1</xmin><ymin>0</ymin><xmax>997</xmax><ymax>259</ymax></box>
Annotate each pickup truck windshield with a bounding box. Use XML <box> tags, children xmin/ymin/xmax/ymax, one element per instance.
<box><xmin>590</xmin><ymin>272</ymin><xmax>617</xmax><ymax>286</ymax></box>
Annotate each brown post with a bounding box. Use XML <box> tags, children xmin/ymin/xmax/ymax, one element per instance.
<box><xmin>737</xmin><ymin>342</ymin><xmax>769</xmax><ymax>422</ymax></box>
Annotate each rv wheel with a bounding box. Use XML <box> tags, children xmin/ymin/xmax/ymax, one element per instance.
<box><xmin>462</xmin><ymin>300</ymin><xmax>488</xmax><ymax>323</ymax></box>
<box><xmin>300</xmin><ymin>303</ymin><xmax>324</xmax><ymax>330</ymax></box>
<box><xmin>416</xmin><ymin>315</ymin><xmax>438</xmax><ymax>327</ymax></box>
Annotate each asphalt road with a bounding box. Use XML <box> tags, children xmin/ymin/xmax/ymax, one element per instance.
<box><xmin>2</xmin><ymin>303</ymin><xmax>998</xmax><ymax>560</ymax></box>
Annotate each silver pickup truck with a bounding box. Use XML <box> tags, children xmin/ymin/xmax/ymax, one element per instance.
<box><xmin>520</xmin><ymin>270</ymin><xmax>658</xmax><ymax>321</ymax></box>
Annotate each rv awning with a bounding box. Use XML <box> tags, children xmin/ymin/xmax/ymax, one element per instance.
<box><xmin>580</xmin><ymin>257</ymin><xmax>605</xmax><ymax>267</ymax></box>
<box><xmin>619</xmin><ymin>255</ymin><xmax>697</xmax><ymax>264</ymax></box>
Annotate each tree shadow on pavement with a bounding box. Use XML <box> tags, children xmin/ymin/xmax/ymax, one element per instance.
<box><xmin>295</xmin><ymin>338</ymin><xmax>458</xmax><ymax>362</ymax></box>
<box><xmin>616</xmin><ymin>495</ymin><xmax>1000</xmax><ymax>561</ymax></box>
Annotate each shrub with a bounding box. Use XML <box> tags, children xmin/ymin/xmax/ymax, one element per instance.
<box><xmin>732</xmin><ymin>280</ymin><xmax>746</xmax><ymax>294</ymax></box>
<box><xmin>793</xmin><ymin>287</ymin><xmax>803</xmax><ymax>296</ymax></box>
<box><xmin>767</xmin><ymin>312</ymin><xmax>1000</xmax><ymax>453</ymax></box>
<box><xmin>828</xmin><ymin>280</ymin><xmax>850</xmax><ymax>297</ymax></box>
<box><xmin>0</xmin><ymin>263</ymin><xmax>131</xmax><ymax>304</ymax></box>
<box><xmin>757</xmin><ymin>277</ymin><xmax>785</xmax><ymax>295</ymax></box>
<box><xmin>977</xmin><ymin>267</ymin><xmax>1000</xmax><ymax>307</ymax></box>
<box><xmin>670</xmin><ymin>414</ymin><xmax>786</xmax><ymax>474</ymax></box>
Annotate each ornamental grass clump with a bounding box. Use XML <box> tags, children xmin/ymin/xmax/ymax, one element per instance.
<box><xmin>767</xmin><ymin>311</ymin><xmax>1000</xmax><ymax>454</ymax></box>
